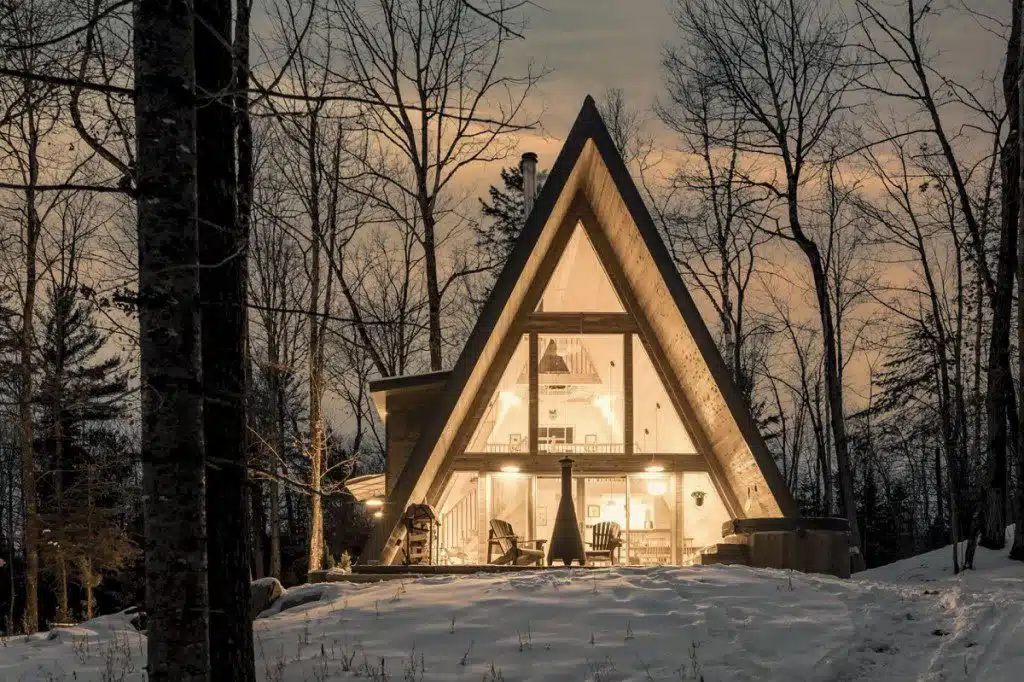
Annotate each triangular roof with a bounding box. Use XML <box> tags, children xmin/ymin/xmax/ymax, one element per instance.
<box><xmin>364</xmin><ymin>96</ymin><xmax>797</xmax><ymax>563</ymax></box>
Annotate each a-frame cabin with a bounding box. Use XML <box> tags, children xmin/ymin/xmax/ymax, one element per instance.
<box><xmin>361</xmin><ymin>96</ymin><xmax>799</xmax><ymax>568</ymax></box>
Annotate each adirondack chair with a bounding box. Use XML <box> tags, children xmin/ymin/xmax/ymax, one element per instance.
<box><xmin>585</xmin><ymin>521</ymin><xmax>623</xmax><ymax>566</ymax></box>
<box><xmin>487</xmin><ymin>519</ymin><xmax>546</xmax><ymax>566</ymax></box>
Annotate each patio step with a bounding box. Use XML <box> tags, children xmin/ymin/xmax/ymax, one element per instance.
<box><xmin>719</xmin><ymin>534</ymin><xmax>749</xmax><ymax>545</ymax></box>
<box><xmin>699</xmin><ymin>542</ymin><xmax>750</xmax><ymax>567</ymax></box>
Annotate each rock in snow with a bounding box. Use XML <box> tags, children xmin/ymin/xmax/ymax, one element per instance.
<box><xmin>249</xmin><ymin>577</ymin><xmax>284</xmax><ymax>620</ymax></box>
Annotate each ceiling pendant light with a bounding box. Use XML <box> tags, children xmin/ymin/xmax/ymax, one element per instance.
<box><xmin>538</xmin><ymin>338</ymin><xmax>570</xmax><ymax>374</ymax></box>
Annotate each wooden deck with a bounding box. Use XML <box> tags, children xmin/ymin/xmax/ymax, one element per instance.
<box><xmin>308</xmin><ymin>563</ymin><xmax>609</xmax><ymax>583</ymax></box>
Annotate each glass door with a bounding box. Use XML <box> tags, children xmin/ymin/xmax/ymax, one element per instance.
<box><xmin>534</xmin><ymin>477</ymin><xmax>560</xmax><ymax>548</ymax></box>
<box><xmin>582</xmin><ymin>477</ymin><xmax>627</xmax><ymax>552</ymax></box>
<box><xmin>489</xmin><ymin>474</ymin><xmax>532</xmax><ymax>542</ymax></box>
<box><xmin>625</xmin><ymin>473</ymin><xmax>675</xmax><ymax>565</ymax></box>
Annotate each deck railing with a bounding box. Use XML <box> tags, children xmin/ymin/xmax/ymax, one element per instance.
<box><xmin>467</xmin><ymin>442</ymin><xmax>678</xmax><ymax>454</ymax></box>
<box><xmin>440</xmin><ymin>488</ymin><xmax>478</xmax><ymax>563</ymax></box>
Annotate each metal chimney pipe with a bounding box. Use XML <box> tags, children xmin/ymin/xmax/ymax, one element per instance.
<box><xmin>520</xmin><ymin>152</ymin><xmax>538</xmax><ymax>222</ymax></box>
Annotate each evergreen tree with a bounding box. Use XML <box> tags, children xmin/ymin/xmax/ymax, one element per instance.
<box><xmin>33</xmin><ymin>284</ymin><xmax>132</xmax><ymax>621</ymax></box>
<box><xmin>476</xmin><ymin>164</ymin><xmax>548</xmax><ymax>271</ymax></box>
<box><xmin>36</xmin><ymin>285</ymin><xmax>131</xmax><ymax>435</ymax></box>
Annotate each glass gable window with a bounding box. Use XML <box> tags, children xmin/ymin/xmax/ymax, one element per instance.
<box><xmin>538</xmin><ymin>334</ymin><xmax>624</xmax><ymax>453</ymax></box>
<box><xmin>537</xmin><ymin>223</ymin><xmax>625</xmax><ymax>312</ymax></box>
<box><xmin>466</xmin><ymin>335</ymin><xmax>529</xmax><ymax>453</ymax></box>
<box><xmin>632</xmin><ymin>336</ymin><xmax>696</xmax><ymax>454</ymax></box>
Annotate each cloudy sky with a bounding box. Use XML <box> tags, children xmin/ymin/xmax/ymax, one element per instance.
<box><xmin>498</xmin><ymin>0</ymin><xmax>1010</xmax><ymax>168</ymax></box>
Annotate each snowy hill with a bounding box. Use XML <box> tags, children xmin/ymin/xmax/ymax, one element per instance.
<box><xmin>2</xmin><ymin>545</ymin><xmax>1021</xmax><ymax>681</ymax></box>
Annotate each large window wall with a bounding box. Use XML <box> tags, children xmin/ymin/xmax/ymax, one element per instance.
<box><xmin>436</xmin><ymin>471</ymin><xmax>730</xmax><ymax>566</ymax></box>
<box><xmin>464</xmin><ymin>220</ymin><xmax>698</xmax><ymax>457</ymax></box>
<box><xmin>465</xmin><ymin>332</ymin><xmax>696</xmax><ymax>455</ymax></box>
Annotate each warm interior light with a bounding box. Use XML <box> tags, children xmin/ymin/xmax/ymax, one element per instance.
<box><xmin>365</xmin><ymin>498</ymin><xmax>383</xmax><ymax>508</ymax></box>
<box><xmin>373</xmin><ymin>510</ymin><xmax>383</xmax><ymax>519</ymax></box>
<box><xmin>592</xmin><ymin>393</ymin><xmax>616</xmax><ymax>426</ymax></box>
<box><xmin>493</xmin><ymin>390</ymin><xmax>522</xmax><ymax>426</ymax></box>
<box><xmin>644</xmin><ymin>464</ymin><xmax>664</xmax><ymax>473</ymax></box>
<box><xmin>647</xmin><ymin>479</ymin><xmax>668</xmax><ymax>496</ymax></box>
<box><xmin>500</xmin><ymin>464</ymin><xmax>520</xmax><ymax>474</ymax></box>
<box><xmin>498</xmin><ymin>390</ymin><xmax>522</xmax><ymax>410</ymax></box>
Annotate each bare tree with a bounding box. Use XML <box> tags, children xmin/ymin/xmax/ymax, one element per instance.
<box><xmin>259</xmin><ymin>1</ymin><xmax>364</xmax><ymax>571</ymax></box>
<box><xmin>665</xmin><ymin>0</ymin><xmax>866</xmax><ymax>570</ymax></box>
<box><xmin>249</xmin><ymin>124</ymin><xmax>309</xmax><ymax>578</ymax></box>
<box><xmin>855</xmin><ymin>0</ymin><xmax>1019</xmax><ymax>554</ymax></box>
<box><xmin>655</xmin><ymin>76</ymin><xmax>775</xmax><ymax>401</ymax></box>
<box><xmin>330</xmin><ymin>0</ymin><xmax>543</xmax><ymax>370</ymax></box>
<box><xmin>0</xmin><ymin>0</ymin><xmax>82</xmax><ymax>632</ymax></box>
<box><xmin>597</xmin><ymin>87</ymin><xmax>653</xmax><ymax>172</ymax></box>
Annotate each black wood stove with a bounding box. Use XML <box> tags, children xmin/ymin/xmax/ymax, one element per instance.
<box><xmin>546</xmin><ymin>457</ymin><xmax>586</xmax><ymax>566</ymax></box>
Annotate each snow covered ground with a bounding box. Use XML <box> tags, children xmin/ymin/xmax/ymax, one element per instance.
<box><xmin>2</xmin><ymin>539</ymin><xmax>1022</xmax><ymax>681</ymax></box>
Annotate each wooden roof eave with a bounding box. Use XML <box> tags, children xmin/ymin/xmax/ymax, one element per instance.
<box><xmin>368</xmin><ymin>370</ymin><xmax>451</xmax><ymax>421</ymax></box>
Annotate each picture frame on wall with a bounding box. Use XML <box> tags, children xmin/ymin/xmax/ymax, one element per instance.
<box><xmin>587</xmin><ymin>504</ymin><xmax>600</xmax><ymax>518</ymax></box>
<box><xmin>536</xmin><ymin>506</ymin><xmax>548</xmax><ymax>526</ymax></box>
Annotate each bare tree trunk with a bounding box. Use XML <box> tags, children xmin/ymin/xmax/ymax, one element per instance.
<box><xmin>250</xmin><ymin>481</ymin><xmax>266</xmax><ymax>578</ymax></box>
<box><xmin>54</xmin><ymin>404</ymin><xmax>69</xmax><ymax>624</ymax></box>
<box><xmin>813</xmin><ymin>380</ymin><xmax>832</xmax><ymax>515</ymax></box>
<box><xmin>798</xmin><ymin>226</ymin><xmax>865</xmax><ymax>572</ymax></box>
<box><xmin>307</xmin><ymin>367</ymin><xmax>325</xmax><ymax>573</ymax></box>
<box><xmin>196</xmin><ymin>0</ymin><xmax>254</xmax><ymax>675</ymax></box>
<box><xmin>306</xmin><ymin>220</ymin><xmax>326</xmax><ymax>574</ymax></box>
<box><xmin>1014</xmin><ymin>0</ymin><xmax>1024</xmax><ymax>560</ymax></box>
<box><xmin>269</xmin><ymin>372</ymin><xmax>283</xmax><ymax>579</ymax></box>
<box><xmin>308</xmin><ymin>457</ymin><xmax>324</xmax><ymax>571</ymax></box>
<box><xmin>6</xmin><ymin>448</ymin><xmax>15</xmax><ymax>632</ymax></box>
<box><xmin>422</xmin><ymin>207</ymin><xmax>443</xmax><ymax>370</ymax></box>
<box><xmin>82</xmin><ymin>557</ymin><xmax>94</xmax><ymax>620</ymax></box>
<box><xmin>83</xmin><ymin>464</ymin><xmax>96</xmax><ymax>620</ymax></box>
<box><xmin>982</xmin><ymin>0</ymin><xmax>1021</xmax><ymax>550</ymax></box>
<box><xmin>57</xmin><ymin>552</ymin><xmax>68</xmax><ymax>623</ymax></box>
<box><xmin>18</xmin><ymin>100</ymin><xmax>41</xmax><ymax>634</ymax></box>
<box><xmin>134</xmin><ymin>0</ymin><xmax>209</xmax><ymax>676</ymax></box>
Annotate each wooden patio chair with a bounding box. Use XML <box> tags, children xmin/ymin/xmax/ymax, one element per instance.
<box><xmin>585</xmin><ymin>521</ymin><xmax>623</xmax><ymax>566</ymax></box>
<box><xmin>487</xmin><ymin>519</ymin><xmax>546</xmax><ymax>566</ymax></box>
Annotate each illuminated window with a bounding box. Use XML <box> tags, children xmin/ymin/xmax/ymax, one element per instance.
<box><xmin>537</xmin><ymin>334</ymin><xmax>624</xmax><ymax>454</ymax></box>
<box><xmin>632</xmin><ymin>337</ymin><xmax>696</xmax><ymax>454</ymax></box>
<box><xmin>466</xmin><ymin>335</ymin><xmax>529</xmax><ymax>453</ymax></box>
<box><xmin>537</xmin><ymin>223</ymin><xmax>624</xmax><ymax>312</ymax></box>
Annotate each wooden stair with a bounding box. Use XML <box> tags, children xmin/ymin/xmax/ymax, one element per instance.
<box><xmin>699</xmin><ymin>541</ymin><xmax>750</xmax><ymax>567</ymax></box>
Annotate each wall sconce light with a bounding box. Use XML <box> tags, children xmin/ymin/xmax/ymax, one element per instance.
<box><xmin>692</xmin><ymin>490</ymin><xmax>706</xmax><ymax>507</ymax></box>
<box><xmin>373</xmin><ymin>510</ymin><xmax>383</xmax><ymax>519</ymax></box>
<box><xmin>365</xmin><ymin>498</ymin><xmax>384</xmax><ymax>508</ymax></box>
